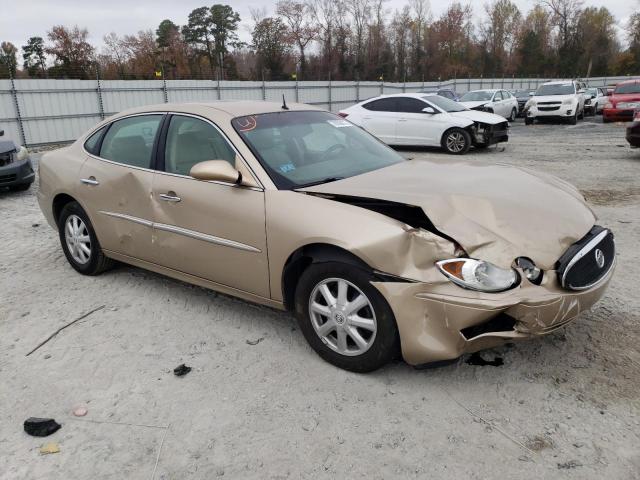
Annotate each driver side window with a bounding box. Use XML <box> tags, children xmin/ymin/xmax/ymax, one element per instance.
<box><xmin>164</xmin><ymin>115</ymin><xmax>235</xmax><ymax>176</ymax></box>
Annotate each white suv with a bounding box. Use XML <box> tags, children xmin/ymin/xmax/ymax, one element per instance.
<box><xmin>525</xmin><ymin>81</ymin><xmax>585</xmax><ymax>125</ymax></box>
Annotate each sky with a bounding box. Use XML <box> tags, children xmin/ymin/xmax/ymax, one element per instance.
<box><xmin>1</xmin><ymin>0</ymin><xmax>636</xmax><ymax>56</ymax></box>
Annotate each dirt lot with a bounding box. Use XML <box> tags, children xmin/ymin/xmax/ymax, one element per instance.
<box><xmin>1</xmin><ymin>117</ymin><xmax>639</xmax><ymax>479</ymax></box>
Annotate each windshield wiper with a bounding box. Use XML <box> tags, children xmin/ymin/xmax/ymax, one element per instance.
<box><xmin>295</xmin><ymin>177</ymin><xmax>344</xmax><ymax>189</ymax></box>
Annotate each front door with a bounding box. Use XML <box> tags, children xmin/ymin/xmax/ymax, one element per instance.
<box><xmin>359</xmin><ymin>97</ymin><xmax>399</xmax><ymax>144</ymax></box>
<box><xmin>77</xmin><ymin>114</ymin><xmax>163</xmax><ymax>262</ymax></box>
<box><xmin>150</xmin><ymin>114</ymin><xmax>270</xmax><ymax>298</ymax></box>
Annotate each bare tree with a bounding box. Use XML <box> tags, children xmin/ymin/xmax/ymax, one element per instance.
<box><xmin>345</xmin><ymin>0</ymin><xmax>371</xmax><ymax>76</ymax></box>
<box><xmin>277</xmin><ymin>0</ymin><xmax>318</xmax><ymax>79</ymax></box>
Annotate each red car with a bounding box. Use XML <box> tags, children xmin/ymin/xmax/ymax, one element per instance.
<box><xmin>603</xmin><ymin>79</ymin><xmax>640</xmax><ymax>122</ymax></box>
<box><xmin>627</xmin><ymin>110</ymin><xmax>640</xmax><ymax>147</ymax></box>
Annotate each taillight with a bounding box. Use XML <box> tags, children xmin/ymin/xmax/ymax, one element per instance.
<box><xmin>337</xmin><ymin>112</ymin><xmax>348</xmax><ymax>118</ymax></box>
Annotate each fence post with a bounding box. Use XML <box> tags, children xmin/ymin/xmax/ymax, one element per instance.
<box><xmin>262</xmin><ymin>71</ymin><xmax>266</xmax><ymax>100</ymax></box>
<box><xmin>468</xmin><ymin>73</ymin><xmax>471</xmax><ymax>92</ymax></box>
<box><xmin>403</xmin><ymin>71</ymin><xmax>407</xmax><ymax>93</ymax></box>
<box><xmin>328</xmin><ymin>73</ymin><xmax>332</xmax><ymax>111</ymax></box>
<box><xmin>453</xmin><ymin>72</ymin><xmax>457</xmax><ymax>93</ymax></box>
<box><xmin>380</xmin><ymin>76</ymin><xmax>383</xmax><ymax>95</ymax></box>
<box><xmin>295</xmin><ymin>75</ymin><xmax>299</xmax><ymax>102</ymax></box>
<box><xmin>217</xmin><ymin>73</ymin><xmax>221</xmax><ymax>100</ymax></box>
<box><xmin>161</xmin><ymin>67</ymin><xmax>168</xmax><ymax>103</ymax></box>
<box><xmin>356</xmin><ymin>76</ymin><xmax>360</xmax><ymax>102</ymax></box>
<box><xmin>95</xmin><ymin>65</ymin><xmax>105</xmax><ymax>121</ymax></box>
<box><xmin>9</xmin><ymin>72</ymin><xmax>26</xmax><ymax>147</ymax></box>
<box><xmin>501</xmin><ymin>74</ymin><xmax>504</xmax><ymax>89</ymax></box>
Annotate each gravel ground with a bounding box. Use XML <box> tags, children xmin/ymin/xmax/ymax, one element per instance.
<box><xmin>1</xmin><ymin>117</ymin><xmax>639</xmax><ymax>479</ymax></box>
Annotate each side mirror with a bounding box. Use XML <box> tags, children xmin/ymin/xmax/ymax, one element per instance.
<box><xmin>529</xmin><ymin>92</ymin><xmax>534</xmax><ymax>96</ymax></box>
<box><xmin>422</xmin><ymin>106</ymin><xmax>437</xmax><ymax>114</ymax></box>
<box><xmin>190</xmin><ymin>160</ymin><xmax>242</xmax><ymax>184</ymax></box>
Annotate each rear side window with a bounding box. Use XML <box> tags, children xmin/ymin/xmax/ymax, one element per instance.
<box><xmin>164</xmin><ymin>115</ymin><xmax>235</xmax><ymax>176</ymax></box>
<box><xmin>363</xmin><ymin>98</ymin><xmax>397</xmax><ymax>112</ymax></box>
<box><xmin>84</xmin><ymin>126</ymin><xmax>106</xmax><ymax>155</ymax></box>
<box><xmin>99</xmin><ymin>115</ymin><xmax>162</xmax><ymax>168</ymax></box>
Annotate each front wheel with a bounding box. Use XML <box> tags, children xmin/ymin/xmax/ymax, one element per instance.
<box><xmin>294</xmin><ymin>262</ymin><xmax>400</xmax><ymax>372</ymax></box>
<box><xmin>568</xmin><ymin>111</ymin><xmax>578</xmax><ymax>125</ymax></box>
<box><xmin>58</xmin><ymin>202</ymin><xmax>114</xmax><ymax>275</ymax></box>
<box><xmin>525</xmin><ymin>117</ymin><xmax>534</xmax><ymax>126</ymax></box>
<box><xmin>509</xmin><ymin>108</ymin><xmax>517</xmax><ymax>122</ymax></box>
<box><xmin>442</xmin><ymin>128</ymin><xmax>471</xmax><ymax>155</ymax></box>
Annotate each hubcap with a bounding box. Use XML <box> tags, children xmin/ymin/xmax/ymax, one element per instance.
<box><xmin>65</xmin><ymin>214</ymin><xmax>91</xmax><ymax>265</ymax></box>
<box><xmin>308</xmin><ymin>278</ymin><xmax>377</xmax><ymax>356</ymax></box>
<box><xmin>446</xmin><ymin>132</ymin><xmax>466</xmax><ymax>153</ymax></box>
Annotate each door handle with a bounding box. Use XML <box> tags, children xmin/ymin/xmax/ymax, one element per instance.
<box><xmin>81</xmin><ymin>177</ymin><xmax>99</xmax><ymax>186</ymax></box>
<box><xmin>159</xmin><ymin>192</ymin><xmax>181</xmax><ymax>203</ymax></box>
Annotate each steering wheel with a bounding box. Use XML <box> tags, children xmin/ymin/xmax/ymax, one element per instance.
<box><xmin>321</xmin><ymin>143</ymin><xmax>347</xmax><ymax>161</ymax></box>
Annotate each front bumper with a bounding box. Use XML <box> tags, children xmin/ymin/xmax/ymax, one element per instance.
<box><xmin>373</xmin><ymin>262</ymin><xmax>614</xmax><ymax>366</ymax></box>
<box><xmin>0</xmin><ymin>158</ymin><xmax>35</xmax><ymax>188</ymax></box>
<box><xmin>604</xmin><ymin>108</ymin><xmax>636</xmax><ymax>122</ymax></box>
<box><xmin>472</xmin><ymin>123</ymin><xmax>509</xmax><ymax>146</ymax></box>
<box><xmin>526</xmin><ymin>105</ymin><xmax>576</xmax><ymax>118</ymax></box>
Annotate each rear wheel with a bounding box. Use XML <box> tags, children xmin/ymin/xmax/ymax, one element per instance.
<box><xmin>294</xmin><ymin>262</ymin><xmax>399</xmax><ymax>372</ymax></box>
<box><xmin>441</xmin><ymin>128</ymin><xmax>471</xmax><ymax>155</ymax></box>
<box><xmin>58</xmin><ymin>202</ymin><xmax>114</xmax><ymax>275</ymax></box>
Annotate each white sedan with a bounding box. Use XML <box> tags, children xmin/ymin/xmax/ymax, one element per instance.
<box><xmin>459</xmin><ymin>89</ymin><xmax>519</xmax><ymax>121</ymax></box>
<box><xmin>339</xmin><ymin>93</ymin><xmax>509</xmax><ymax>154</ymax></box>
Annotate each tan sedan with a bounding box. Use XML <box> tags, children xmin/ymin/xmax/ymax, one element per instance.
<box><xmin>37</xmin><ymin>101</ymin><xmax>615</xmax><ymax>372</ymax></box>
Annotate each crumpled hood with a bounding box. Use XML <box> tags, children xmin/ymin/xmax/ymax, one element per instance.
<box><xmin>0</xmin><ymin>140</ymin><xmax>17</xmax><ymax>155</ymax></box>
<box><xmin>450</xmin><ymin>109</ymin><xmax>506</xmax><ymax>125</ymax></box>
<box><xmin>301</xmin><ymin>159</ymin><xmax>595</xmax><ymax>270</ymax></box>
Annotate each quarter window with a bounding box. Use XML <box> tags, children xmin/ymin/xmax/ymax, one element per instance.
<box><xmin>84</xmin><ymin>126</ymin><xmax>106</xmax><ymax>155</ymax></box>
<box><xmin>164</xmin><ymin>115</ymin><xmax>235</xmax><ymax>176</ymax></box>
<box><xmin>99</xmin><ymin>115</ymin><xmax>162</xmax><ymax>168</ymax></box>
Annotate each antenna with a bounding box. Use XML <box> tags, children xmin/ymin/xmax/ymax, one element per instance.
<box><xmin>281</xmin><ymin>94</ymin><xmax>289</xmax><ymax>110</ymax></box>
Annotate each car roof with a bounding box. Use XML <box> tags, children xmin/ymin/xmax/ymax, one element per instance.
<box><xmin>463</xmin><ymin>89</ymin><xmax>501</xmax><ymax>93</ymax></box>
<box><xmin>541</xmin><ymin>81</ymin><xmax>574</xmax><ymax>86</ymax></box>
<box><xmin>615</xmin><ymin>79</ymin><xmax>640</xmax><ymax>85</ymax></box>
<box><xmin>107</xmin><ymin>101</ymin><xmax>324</xmax><ymax>120</ymax></box>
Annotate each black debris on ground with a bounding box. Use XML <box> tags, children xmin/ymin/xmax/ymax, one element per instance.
<box><xmin>23</xmin><ymin>418</ymin><xmax>61</xmax><ymax>437</ymax></box>
<box><xmin>173</xmin><ymin>364</ymin><xmax>192</xmax><ymax>377</ymax></box>
<box><xmin>246</xmin><ymin>337</ymin><xmax>264</xmax><ymax>346</ymax></box>
<box><xmin>465</xmin><ymin>352</ymin><xmax>504</xmax><ymax>367</ymax></box>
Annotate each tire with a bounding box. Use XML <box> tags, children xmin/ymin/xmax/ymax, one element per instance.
<box><xmin>525</xmin><ymin>117</ymin><xmax>534</xmax><ymax>126</ymax></box>
<box><xmin>58</xmin><ymin>201</ymin><xmax>114</xmax><ymax>276</ymax></box>
<box><xmin>441</xmin><ymin>128</ymin><xmax>471</xmax><ymax>155</ymax></box>
<box><xmin>294</xmin><ymin>262</ymin><xmax>400</xmax><ymax>373</ymax></box>
<box><xmin>568</xmin><ymin>111</ymin><xmax>578</xmax><ymax>125</ymax></box>
<box><xmin>9</xmin><ymin>182</ymin><xmax>31</xmax><ymax>192</ymax></box>
<box><xmin>508</xmin><ymin>108</ymin><xmax>517</xmax><ymax>122</ymax></box>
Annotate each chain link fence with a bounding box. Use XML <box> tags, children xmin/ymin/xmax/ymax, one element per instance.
<box><xmin>1</xmin><ymin>73</ymin><xmax>637</xmax><ymax>147</ymax></box>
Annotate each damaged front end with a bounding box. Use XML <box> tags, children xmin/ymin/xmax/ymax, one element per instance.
<box><xmin>470</xmin><ymin>121</ymin><xmax>509</xmax><ymax>147</ymax></box>
<box><xmin>310</xmin><ymin>193</ymin><xmax>614</xmax><ymax>367</ymax></box>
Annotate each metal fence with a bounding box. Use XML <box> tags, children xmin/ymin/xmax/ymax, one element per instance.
<box><xmin>1</xmin><ymin>75</ymin><xmax>637</xmax><ymax>147</ymax></box>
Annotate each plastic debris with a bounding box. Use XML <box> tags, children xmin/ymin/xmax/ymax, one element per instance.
<box><xmin>465</xmin><ymin>352</ymin><xmax>504</xmax><ymax>367</ymax></box>
<box><xmin>173</xmin><ymin>364</ymin><xmax>192</xmax><ymax>377</ymax></box>
<box><xmin>73</xmin><ymin>406</ymin><xmax>88</xmax><ymax>417</ymax></box>
<box><xmin>24</xmin><ymin>418</ymin><xmax>61</xmax><ymax>437</ymax></box>
<box><xmin>246</xmin><ymin>337</ymin><xmax>264</xmax><ymax>346</ymax></box>
<box><xmin>39</xmin><ymin>442</ymin><xmax>60</xmax><ymax>455</ymax></box>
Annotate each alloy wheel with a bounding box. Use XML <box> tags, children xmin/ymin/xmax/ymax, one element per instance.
<box><xmin>65</xmin><ymin>214</ymin><xmax>92</xmax><ymax>265</ymax></box>
<box><xmin>308</xmin><ymin>278</ymin><xmax>377</xmax><ymax>356</ymax></box>
<box><xmin>446</xmin><ymin>132</ymin><xmax>466</xmax><ymax>153</ymax></box>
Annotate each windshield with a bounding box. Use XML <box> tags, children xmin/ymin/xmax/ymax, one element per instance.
<box><xmin>535</xmin><ymin>84</ymin><xmax>575</xmax><ymax>96</ymax></box>
<box><xmin>422</xmin><ymin>95</ymin><xmax>466</xmax><ymax>112</ymax></box>
<box><xmin>232</xmin><ymin>111</ymin><xmax>404</xmax><ymax>189</ymax></box>
<box><xmin>614</xmin><ymin>82</ymin><xmax>640</xmax><ymax>94</ymax></box>
<box><xmin>460</xmin><ymin>91</ymin><xmax>494</xmax><ymax>102</ymax></box>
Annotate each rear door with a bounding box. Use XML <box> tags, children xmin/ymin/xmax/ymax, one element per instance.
<box><xmin>150</xmin><ymin>114</ymin><xmax>270</xmax><ymax>297</ymax></box>
<box><xmin>359</xmin><ymin>98</ymin><xmax>399</xmax><ymax>144</ymax></box>
<box><xmin>77</xmin><ymin>113</ymin><xmax>163</xmax><ymax>262</ymax></box>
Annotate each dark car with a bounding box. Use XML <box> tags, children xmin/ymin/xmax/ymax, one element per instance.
<box><xmin>627</xmin><ymin>110</ymin><xmax>640</xmax><ymax>147</ymax></box>
<box><xmin>417</xmin><ymin>88</ymin><xmax>459</xmax><ymax>101</ymax></box>
<box><xmin>0</xmin><ymin>129</ymin><xmax>35</xmax><ymax>191</ymax></box>
<box><xmin>510</xmin><ymin>89</ymin><xmax>534</xmax><ymax>116</ymax></box>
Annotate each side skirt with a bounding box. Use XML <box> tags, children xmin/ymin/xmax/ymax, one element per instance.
<box><xmin>103</xmin><ymin>249</ymin><xmax>286</xmax><ymax>311</ymax></box>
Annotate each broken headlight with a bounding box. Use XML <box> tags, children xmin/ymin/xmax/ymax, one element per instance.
<box><xmin>515</xmin><ymin>257</ymin><xmax>543</xmax><ymax>285</ymax></box>
<box><xmin>436</xmin><ymin>258</ymin><xmax>520</xmax><ymax>292</ymax></box>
